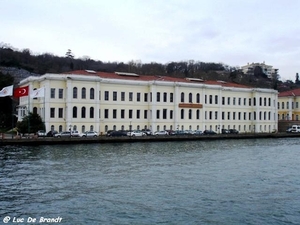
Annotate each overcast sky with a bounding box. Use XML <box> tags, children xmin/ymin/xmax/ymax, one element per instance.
<box><xmin>1</xmin><ymin>0</ymin><xmax>299</xmax><ymax>81</ymax></box>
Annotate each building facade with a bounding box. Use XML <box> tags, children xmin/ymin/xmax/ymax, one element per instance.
<box><xmin>278</xmin><ymin>88</ymin><xmax>300</xmax><ymax>121</ymax></box>
<box><xmin>17</xmin><ymin>70</ymin><xmax>278</xmax><ymax>134</ymax></box>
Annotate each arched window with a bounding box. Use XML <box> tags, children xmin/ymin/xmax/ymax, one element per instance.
<box><xmin>196</xmin><ymin>93</ymin><xmax>200</xmax><ymax>103</ymax></box>
<box><xmin>163</xmin><ymin>125</ymin><xmax>166</xmax><ymax>130</ymax></box>
<box><xmin>137</xmin><ymin>125</ymin><xmax>140</xmax><ymax>130</ymax></box>
<box><xmin>73</xmin><ymin>125</ymin><xmax>77</xmax><ymax>131</ymax></box>
<box><xmin>90</xmin><ymin>107</ymin><xmax>94</xmax><ymax>118</ymax></box>
<box><xmin>81</xmin><ymin>107</ymin><xmax>86</xmax><ymax>118</ymax></box>
<box><xmin>90</xmin><ymin>88</ymin><xmax>94</xmax><ymax>99</ymax></box>
<box><xmin>189</xmin><ymin>93</ymin><xmax>192</xmax><ymax>103</ymax></box>
<box><xmin>157</xmin><ymin>125</ymin><xmax>160</xmax><ymax>131</ymax></box>
<box><xmin>181</xmin><ymin>92</ymin><xmax>185</xmax><ymax>102</ymax></box>
<box><xmin>113</xmin><ymin>125</ymin><xmax>116</xmax><ymax>131</ymax></box>
<box><xmin>51</xmin><ymin>125</ymin><xmax>54</xmax><ymax>131</ymax></box>
<box><xmin>121</xmin><ymin>125</ymin><xmax>124</xmax><ymax>130</ymax></box>
<box><xmin>73</xmin><ymin>87</ymin><xmax>78</xmax><ymax>99</ymax></box>
<box><xmin>33</xmin><ymin>107</ymin><xmax>38</xmax><ymax>114</ymax></box>
<box><xmin>82</xmin><ymin>125</ymin><xmax>85</xmax><ymax>133</ymax></box>
<box><xmin>105</xmin><ymin>125</ymin><xmax>108</xmax><ymax>132</ymax></box>
<box><xmin>181</xmin><ymin>109</ymin><xmax>184</xmax><ymax>119</ymax></box>
<box><xmin>90</xmin><ymin>125</ymin><xmax>94</xmax><ymax>131</ymax></box>
<box><xmin>196</xmin><ymin>109</ymin><xmax>200</xmax><ymax>119</ymax></box>
<box><xmin>73</xmin><ymin>107</ymin><xmax>77</xmax><ymax>118</ymax></box>
<box><xmin>189</xmin><ymin>109</ymin><xmax>192</xmax><ymax>119</ymax></box>
<box><xmin>81</xmin><ymin>88</ymin><xmax>86</xmax><ymax>99</ymax></box>
<box><xmin>59</xmin><ymin>125</ymin><xmax>62</xmax><ymax>132</ymax></box>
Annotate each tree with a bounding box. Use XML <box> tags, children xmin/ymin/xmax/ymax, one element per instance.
<box><xmin>16</xmin><ymin>112</ymin><xmax>45</xmax><ymax>134</ymax></box>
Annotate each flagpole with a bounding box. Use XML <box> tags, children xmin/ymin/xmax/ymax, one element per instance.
<box><xmin>11</xmin><ymin>97</ymin><xmax>14</xmax><ymax>139</ymax></box>
<box><xmin>28</xmin><ymin>93</ymin><xmax>30</xmax><ymax>137</ymax></box>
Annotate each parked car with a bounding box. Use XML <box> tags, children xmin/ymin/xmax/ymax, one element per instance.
<box><xmin>194</xmin><ymin>130</ymin><xmax>203</xmax><ymax>135</ymax></box>
<box><xmin>154</xmin><ymin>130</ymin><xmax>169</xmax><ymax>136</ymax></box>
<box><xmin>203</xmin><ymin>130</ymin><xmax>217</xmax><ymax>135</ymax></box>
<box><xmin>229</xmin><ymin>129</ymin><xmax>239</xmax><ymax>134</ymax></box>
<box><xmin>71</xmin><ymin>130</ymin><xmax>81</xmax><ymax>137</ymax></box>
<box><xmin>81</xmin><ymin>131</ymin><xmax>98</xmax><ymax>137</ymax></box>
<box><xmin>141</xmin><ymin>129</ymin><xmax>152</xmax><ymax>135</ymax></box>
<box><xmin>37</xmin><ymin>130</ymin><xmax>47</xmax><ymax>137</ymax></box>
<box><xmin>107</xmin><ymin>130</ymin><xmax>127</xmax><ymax>137</ymax></box>
<box><xmin>166</xmin><ymin>130</ymin><xmax>176</xmax><ymax>135</ymax></box>
<box><xmin>221</xmin><ymin>129</ymin><xmax>230</xmax><ymax>134</ymax></box>
<box><xmin>291</xmin><ymin>125</ymin><xmax>300</xmax><ymax>133</ymax></box>
<box><xmin>47</xmin><ymin>130</ymin><xmax>58</xmax><ymax>137</ymax></box>
<box><xmin>54</xmin><ymin>131</ymin><xmax>71</xmax><ymax>138</ymax></box>
<box><xmin>174</xmin><ymin>130</ymin><xmax>186</xmax><ymax>135</ymax></box>
<box><xmin>127</xmin><ymin>130</ymin><xmax>145</xmax><ymax>137</ymax></box>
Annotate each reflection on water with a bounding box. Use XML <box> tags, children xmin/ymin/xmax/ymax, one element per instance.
<box><xmin>1</xmin><ymin>138</ymin><xmax>300</xmax><ymax>224</ymax></box>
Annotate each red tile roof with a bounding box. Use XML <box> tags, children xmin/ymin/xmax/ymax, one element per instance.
<box><xmin>62</xmin><ymin>70</ymin><xmax>252</xmax><ymax>89</ymax></box>
<box><xmin>278</xmin><ymin>88</ymin><xmax>300</xmax><ymax>97</ymax></box>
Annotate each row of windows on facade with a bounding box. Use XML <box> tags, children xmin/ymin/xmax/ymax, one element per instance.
<box><xmin>278</xmin><ymin>101</ymin><xmax>300</xmax><ymax>109</ymax></box>
<box><xmin>51</xmin><ymin>124</ymin><xmax>273</xmax><ymax>134</ymax></box>
<box><xmin>279</xmin><ymin>114</ymin><xmax>299</xmax><ymax>120</ymax></box>
<box><xmin>49</xmin><ymin>87</ymin><xmax>274</xmax><ymax>107</ymax></box>
<box><xmin>47</xmin><ymin>107</ymin><xmax>274</xmax><ymax>121</ymax></box>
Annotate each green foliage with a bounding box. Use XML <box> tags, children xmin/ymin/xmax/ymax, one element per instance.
<box><xmin>16</xmin><ymin>112</ymin><xmax>45</xmax><ymax>134</ymax></box>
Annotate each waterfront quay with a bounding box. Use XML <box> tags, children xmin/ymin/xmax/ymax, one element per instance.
<box><xmin>1</xmin><ymin>133</ymin><xmax>299</xmax><ymax>146</ymax></box>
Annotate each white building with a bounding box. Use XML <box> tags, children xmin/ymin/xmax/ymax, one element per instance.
<box><xmin>16</xmin><ymin>70</ymin><xmax>278</xmax><ymax>134</ymax></box>
<box><xmin>241</xmin><ymin>62</ymin><xmax>278</xmax><ymax>79</ymax></box>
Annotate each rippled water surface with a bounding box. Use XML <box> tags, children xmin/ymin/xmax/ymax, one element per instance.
<box><xmin>1</xmin><ymin>138</ymin><xmax>300</xmax><ymax>224</ymax></box>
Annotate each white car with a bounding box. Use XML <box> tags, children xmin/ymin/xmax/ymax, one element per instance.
<box><xmin>81</xmin><ymin>131</ymin><xmax>98</xmax><ymax>137</ymax></box>
<box><xmin>154</xmin><ymin>130</ymin><xmax>169</xmax><ymax>135</ymax></box>
<box><xmin>127</xmin><ymin>130</ymin><xmax>146</xmax><ymax>137</ymax></box>
<box><xmin>71</xmin><ymin>130</ymin><xmax>81</xmax><ymax>137</ymax></box>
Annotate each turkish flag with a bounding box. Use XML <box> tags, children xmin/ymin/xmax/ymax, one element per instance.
<box><xmin>14</xmin><ymin>86</ymin><xmax>29</xmax><ymax>97</ymax></box>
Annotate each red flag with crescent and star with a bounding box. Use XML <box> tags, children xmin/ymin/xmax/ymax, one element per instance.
<box><xmin>14</xmin><ymin>86</ymin><xmax>29</xmax><ymax>97</ymax></box>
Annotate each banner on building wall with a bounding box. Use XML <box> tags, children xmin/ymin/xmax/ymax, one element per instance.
<box><xmin>0</xmin><ymin>85</ymin><xmax>13</xmax><ymax>97</ymax></box>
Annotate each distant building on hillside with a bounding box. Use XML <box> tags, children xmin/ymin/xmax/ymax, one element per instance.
<box><xmin>241</xmin><ymin>62</ymin><xmax>278</xmax><ymax>79</ymax></box>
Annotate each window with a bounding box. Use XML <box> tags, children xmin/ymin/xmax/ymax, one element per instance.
<box><xmin>73</xmin><ymin>107</ymin><xmax>77</xmax><ymax>118</ymax></box>
<box><xmin>90</xmin><ymin>88</ymin><xmax>94</xmax><ymax>99</ymax></box>
<box><xmin>113</xmin><ymin>91</ymin><xmax>117</xmax><ymax>101</ymax></box>
<box><xmin>144</xmin><ymin>110</ymin><xmax>147</xmax><ymax>119</ymax></box>
<box><xmin>196</xmin><ymin>93</ymin><xmax>200</xmax><ymax>103</ymax></box>
<box><xmin>82</xmin><ymin>88</ymin><xmax>86</xmax><ymax>99</ymax></box>
<box><xmin>59</xmin><ymin>89</ymin><xmax>63</xmax><ymax>99</ymax></box>
<box><xmin>163</xmin><ymin>92</ymin><xmax>167</xmax><ymax>102</ymax></box>
<box><xmin>189</xmin><ymin>93</ymin><xmax>193</xmax><ymax>103</ymax></box>
<box><xmin>58</xmin><ymin>108</ymin><xmax>63</xmax><ymax>118</ymax></box>
<box><xmin>156</xmin><ymin>110</ymin><xmax>160</xmax><ymax>119</ymax></box>
<box><xmin>157</xmin><ymin>92</ymin><xmax>160</xmax><ymax>102</ymax></box>
<box><xmin>259</xmin><ymin>97</ymin><xmax>262</xmax><ymax>106</ymax></box>
<box><xmin>264</xmin><ymin>98</ymin><xmax>267</xmax><ymax>106</ymax></box>
<box><xmin>170</xmin><ymin>110</ymin><xmax>173</xmax><ymax>119</ymax></box>
<box><xmin>249</xmin><ymin>98</ymin><xmax>251</xmax><ymax>106</ymax></box>
<box><xmin>105</xmin><ymin>91</ymin><xmax>109</xmax><ymax>101</ymax></box>
<box><xmin>282</xmin><ymin>102</ymin><xmax>284</xmax><ymax>109</ymax></box>
<box><xmin>205</xmin><ymin>95</ymin><xmax>207</xmax><ymax>104</ymax></box>
<box><xmin>144</xmin><ymin>93</ymin><xmax>148</xmax><ymax>102</ymax></box>
<box><xmin>137</xmin><ymin>110</ymin><xmax>140</xmax><ymax>119</ymax></box>
<box><xmin>51</xmin><ymin>88</ymin><xmax>55</xmax><ymax>98</ymax></box>
<box><xmin>50</xmin><ymin>108</ymin><xmax>55</xmax><ymax>118</ymax></box>
<box><xmin>233</xmin><ymin>112</ymin><xmax>236</xmax><ymax>120</ymax></box>
<box><xmin>209</xmin><ymin>111</ymin><xmax>212</xmax><ymax>120</ymax></box>
<box><xmin>121</xmin><ymin>109</ymin><xmax>125</xmax><ymax>119</ymax></box>
<box><xmin>90</xmin><ymin>107</ymin><xmax>94</xmax><ymax>118</ymax></box>
<box><xmin>238</xmin><ymin>98</ymin><xmax>241</xmax><ymax>105</ymax></box>
<box><xmin>73</xmin><ymin>87</ymin><xmax>77</xmax><ymax>99</ymax></box>
<box><xmin>227</xmin><ymin>97</ymin><xmax>230</xmax><ymax>105</ymax></box>
<box><xmin>137</xmin><ymin>93</ymin><xmax>141</xmax><ymax>102</ymax></box>
<box><xmin>129</xmin><ymin>109</ymin><xmax>133</xmax><ymax>119</ymax></box>
<box><xmin>209</xmin><ymin>95</ymin><xmax>212</xmax><ymax>104</ymax></box>
<box><xmin>215</xmin><ymin>111</ymin><xmax>218</xmax><ymax>120</ymax></box>
<box><xmin>222</xmin><ymin>97</ymin><xmax>225</xmax><ymax>105</ymax></box>
<box><xmin>233</xmin><ymin>97</ymin><xmax>236</xmax><ymax>105</ymax></box>
<box><xmin>189</xmin><ymin>109</ymin><xmax>192</xmax><ymax>119</ymax></box>
<box><xmin>105</xmin><ymin>109</ymin><xmax>109</xmax><ymax>119</ymax></box>
<box><xmin>181</xmin><ymin>92</ymin><xmax>184</xmax><ymax>102</ymax></box>
<box><xmin>81</xmin><ymin>107</ymin><xmax>86</xmax><ymax>118</ymax></box>
<box><xmin>243</xmin><ymin>98</ymin><xmax>246</xmax><ymax>106</ymax></box>
<box><xmin>129</xmin><ymin>92</ymin><xmax>133</xmax><ymax>101</ymax></box>
<box><xmin>170</xmin><ymin>93</ymin><xmax>173</xmax><ymax>102</ymax></box>
<box><xmin>121</xmin><ymin>92</ymin><xmax>125</xmax><ymax>101</ymax></box>
<box><xmin>113</xmin><ymin>109</ymin><xmax>117</xmax><ymax>119</ymax></box>
<box><xmin>181</xmin><ymin>109</ymin><xmax>184</xmax><ymax>119</ymax></box>
<box><xmin>253</xmin><ymin>97</ymin><xmax>256</xmax><ymax>106</ymax></box>
<box><xmin>222</xmin><ymin>112</ymin><xmax>225</xmax><ymax>120</ymax></box>
<box><xmin>227</xmin><ymin>112</ymin><xmax>230</xmax><ymax>120</ymax></box>
<box><xmin>215</xmin><ymin>95</ymin><xmax>218</xmax><ymax>104</ymax></box>
<box><xmin>196</xmin><ymin>110</ymin><xmax>200</xmax><ymax>119</ymax></box>
<box><xmin>163</xmin><ymin>109</ymin><xmax>167</xmax><ymax>119</ymax></box>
